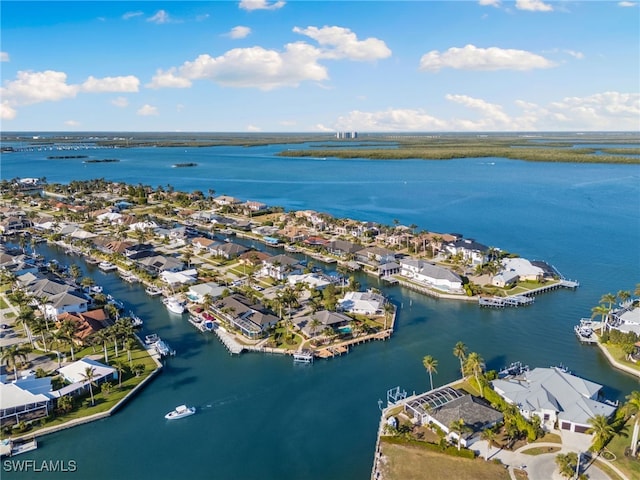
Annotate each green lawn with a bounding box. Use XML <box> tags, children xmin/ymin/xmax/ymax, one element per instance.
<box><xmin>600</xmin><ymin>343</ymin><xmax>640</xmax><ymax>373</ymax></box>
<box><xmin>2</xmin><ymin>344</ymin><xmax>159</xmax><ymax>439</ymax></box>
<box><xmin>603</xmin><ymin>418</ymin><xmax>640</xmax><ymax>480</ymax></box>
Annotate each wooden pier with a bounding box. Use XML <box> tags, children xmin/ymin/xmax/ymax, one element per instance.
<box><xmin>213</xmin><ymin>326</ymin><xmax>245</xmax><ymax>355</ymax></box>
<box><xmin>479</xmin><ymin>295</ymin><xmax>535</xmax><ymax>308</ymax></box>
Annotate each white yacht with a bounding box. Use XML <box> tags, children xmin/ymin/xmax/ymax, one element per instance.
<box><xmin>163</xmin><ymin>297</ymin><xmax>185</xmax><ymax>315</ymax></box>
<box><xmin>145</xmin><ymin>286</ymin><xmax>163</xmax><ymax>296</ymax></box>
<box><xmin>164</xmin><ymin>405</ymin><xmax>195</xmax><ymax>420</ymax></box>
<box><xmin>98</xmin><ymin>261</ymin><xmax>117</xmax><ymax>271</ymax></box>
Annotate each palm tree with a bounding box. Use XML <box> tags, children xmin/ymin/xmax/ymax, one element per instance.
<box><xmin>309</xmin><ymin>317</ymin><xmax>322</xmax><ymax>338</ymax></box>
<box><xmin>383</xmin><ymin>302</ymin><xmax>394</xmax><ymax>330</ymax></box>
<box><xmin>0</xmin><ymin>344</ymin><xmax>32</xmax><ymax>381</ymax></box>
<box><xmin>112</xmin><ymin>360</ymin><xmax>127</xmax><ymax>388</ymax></box>
<box><xmin>68</xmin><ymin>264</ymin><xmax>82</xmax><ymax>283</ymax></box>
<box><xmin>587</xmin><ymin>414</ymin><xmax>615</xmax><ymax>452</ymax></box>
<box><xmin>480</xmin><ymin>428</ymin><xmax>498</xmax><ymax>459</ymax></box>
<box><xmin>623</xmin><ymin>390</ymin><xmax>640</xmax><ymax>456</ymax></box>
<box><xmin>464</xmin><ymin>352</ymin><xmax>485</xmax><ymax>397</ymax></box>
<box><xmin>453</xmin><ymin>341</ymin><xmax>468</xmax><ymax>378</ymax></box>
<box><xmin>448</xmin><ymin>418</ymin><xmax>471</xmax><ymax>451</ymax></box>
<box><xmin>617</xmin><ymin>290</ymin><xmax>632</xmax><ymax>306</ymax></box>
<box><xmin>591</xmin><ymin>304</ymin><xmax>610</xmax><ymax>333</ymax></box>
<box><xmin>600</xmin><ymin>292</ymin><xmax>617</xmax><ymax>311</ymax></box>
<box><xmin>58</xmin><ymin>319</ymin><xmax>77</xmax><ymax>361</ymax></box>
<box><xmin>80</xmin><ymin>366</ymin><xmax>98</xmax><ymax>406</ymax></box>
<box><xmin>422</xmin><ymin>355</ymin><xmax>438</xmax><ymax>391</ymax></box>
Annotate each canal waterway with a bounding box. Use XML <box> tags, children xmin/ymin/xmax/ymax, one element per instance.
<box><xmin>1</xmin><ymin>138</ymin><xmax>639</xmax><ymax>480</ymax></box>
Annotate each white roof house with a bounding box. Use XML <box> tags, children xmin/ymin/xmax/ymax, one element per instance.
<box><xmin>160</xmin><ymin>269</ymin><xmax>198</xmax><ymax>287</ymax></box>
<box><xmin>501</xmin><ymin>258</ymin><xmax>544</xmax><ymax>282</ymax></box>
<box><xmin>399</xmin><ymin>259</ymin><xmax>463</xmax><ymax>293</ymax></box>
<box><xmin>492</xmin><ymin>367</ymin><xmax>617</xmax><ymax>433</ymax></box>
<box><xmin>188</xmin><ymin>282</ymin><xmax>226</xmax><ymax>302</ymax></box>
<box><xmin>287</xmin><ymin>273</ymin><xmax>332</xmax><ymax>290</ymax></box>
<box><xmin>339</xmin><ymin>290</ymin><xmax>385</xmax><ymax>315</ymax></box>
<box><xmin>57</xmin><ymin>358</ymin><xmax>116</xmax><ymax>384</ymax></box>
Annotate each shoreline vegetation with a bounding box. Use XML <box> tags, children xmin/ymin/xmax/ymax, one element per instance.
<box><xmin>3</xmin><ymin>132</ymin><xmax>639</xmax><ymax>164</ymax></box>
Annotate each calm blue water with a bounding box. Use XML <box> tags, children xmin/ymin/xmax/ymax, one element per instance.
<box><xmin>2</xmin><ymin>139</ymin><xmax>640</xmax><ymax>480</ymax></box>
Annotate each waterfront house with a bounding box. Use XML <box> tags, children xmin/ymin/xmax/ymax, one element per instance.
<box><xmin>210</xmin><ymin>242</ymin><xmax>249</xmax><ymax>260</ymax></box>
<box><xmin>287</xmin><ymin>273</ymin><xmax>332</xmax><ymax>291</ymax></box>
<box><xmin>295</xmin><ymin>310</ymin><xmax>352</xmax><ymax>337</ymax></box>
<box><xmin>136</xmin><ymin>254</ymin><xmax>184</xmax><ymax>274</ymax></box>
<box><xmin>213</xmin><ymin>294</ymin><xmax>278</xmax><ymax>339</ymax></box>
<box><xmin>491</xmin><ymin>367</ymin><xmax>617</xmax><ymax>433</ymax></box>
<box><xmin>57</xmin><ymin>358</ymin><xmax>116</xmax><ymax>387</ymax></box>
<box><xmin>404</xmin><ymin>387</ymin><xmax>503</xmax><ymax>448</ymax></box>
<box><xmin>500</xmin><ymin>258</ymin><xmax>544</xmax><ymax>282</ymax></box>
<box><xmin>56</xmin><ymin>309</ymin><xmax>110</xmax><ymax>345</ymax></box>
<box><xmin>260</xmin><ymin>254</ymin><xmax>301</xmax><ymax>281</ymax></box>
<box><xmin>444</xmin><ymin>238</ymin><xmax>489</xmax><ymax>266</ymax></box>
<box><xmin>338</xmin><ymin>290</ymin><xmax>385</xmax><ymax>315</ymax></box>
<box><xmin>1</xmin><ymin>374</ymin><xmax>54</xmax><ymax>428</ymax></box>
<box><xmin>191</xmin><ymin>237</ymin><xmax>217</xmax><ymax>253</ymax></box>
<box><xmin>355</xmin><ymin>246</ymin><xmax>398</xmax><ymax>266</ymax></box>
<box><xmin>160</xmin><ymin>268</ymin><xmax>198</xmax><ymax>287</ymax></box>
<box><xmin>187</xmin><ymin>282</ymin><xmax>226</xmax><ymax>303</ymax></box>
<box><xmin>213</xmin><ymin>195</ymin><xmax>241</xmax><ymax>207</ymax></box>
<box><xmin>399</xmin><ymin>259</ymin><xmax>464</xmax><ymax>293</ymax></box>
<box><xmin>326</xmin><ymin>239</ymin><xmax>363</xmax><ymax>258</ymax></box>
<box><xmin>491</xmin><ymin>270</ymin><xmax>520</xmax><ymax>288</ymax></box>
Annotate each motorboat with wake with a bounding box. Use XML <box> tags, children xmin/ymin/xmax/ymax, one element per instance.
<box><xmin>164</xmin><ymin>404</ymin><xmax>195</xmax><ymax>420</ymax></box>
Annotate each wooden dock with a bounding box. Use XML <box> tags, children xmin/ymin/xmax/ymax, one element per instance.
<box><xmin>479</xmin><ymin>295</ymin><xmax>535</xmax><ymax>308</ymax></box>
<box><xmin>213</xmin><ymin>326</ymin><xmax>245</xmax><ymax>354</ymax></box>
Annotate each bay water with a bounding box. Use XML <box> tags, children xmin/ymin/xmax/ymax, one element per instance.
<box><xmin>1</xmin><ymin>138</ymin><xmax>639</xmax><ymax>479</ymax></box>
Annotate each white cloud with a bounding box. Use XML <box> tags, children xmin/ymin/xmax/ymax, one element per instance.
<box><xmin>1</xmin><ymin>70</ymin><xmax>79</xmax><ymax>105</ymax></box>
<box><xmin>618</xmin><ymin>1</ymin><xmax>637</xmax><ymax>6</ymax></box>
<box><xmin>196</xmin><ymin>14</ymin><xmax>210</xmax><ymax>21</ymax></box>
<box><xmin>333</xmin><ymin>91</ymin><xmax>639</xmax><ymax>132</ymax></box>
<box><xmin>334</xmin><ymin>108</ymin><xmax>448</xmax><ymax>132</ymax></box>
<box><xmin>293</xmin><ymin>26</ymin><xmax>391</xmax><ymax>61</ymax></box>
<box><xmin>64</xmin><ymin>120</ymin><xmax>80</xmax><ymax>127</ymax></box>
<box><xmin>563</xmin><ymin>50</ymin><xmax>584</xmax><ymax>60</ymax></box>
<box><xmin>246</xmin><ymin>124</ymin><xmax>262</xmax><ymax>131</ymax></box>
<box><xmin>479</xmin><ymin>0</ymin><xmax>501</xmax><ymax>6</ymax></box>
<box><xmin>122</xmin><ymin>11</ymin><xmax>143</xmax><ymax>20</ymax></box>
<box><xmin>147</xmin><ymin>10</ymin><xmax>171</xmax><ymax>24</ymax></box>
<box><xmin>227</xmin><ymin>26</ymin><xmax>251</xmax><ymax>39</ymax></box>
<box><xmin>1</xmin><ymin>101</ymin><xmax>17</xmax><ymax>120</ymax></box>
<box><xmin>0</xmin><ymin>52</ymin><xmax>9</xmax><ymax>62</ymax></box>
<box><xmin>313</xmin><ymin>123</ymin><xmax>334</xmax><ymax>132</ymax></box>
<box><xmin>419</xmin><ymin>44</ymin><xmax>555</xmax><ymax>72</ymax></box>
<box><xmin>81</xmin><ymin>75</ymin><xmax>140</xmax><ymax>93</ymax></box>
<box><xmin>172</xmin><ymin>43</ymin><xmax>327</xmax><ymax>90</ymax></box>
<box><xmin>516</xmin><ymin>0</ymin><xmax>553</xmax><ymax>11</ymax></box>
<box><xmin>137</xmin><ymin>104</ymin><xmax>159</xmax><ymax>116</ymax></box>
<box><xmin>147</xmin><ymin>68</ymin><xmax>193</xmax><ymax>89</ymax></box>
<box><xmin>111</xmin><ymin>96</ymin><xmax>129</xmax><ymax>108</ymax></box>
<box><xmin>239</xmin><ymin>0</ymin><xmax>285</xmax><ymax>11</ymax></box>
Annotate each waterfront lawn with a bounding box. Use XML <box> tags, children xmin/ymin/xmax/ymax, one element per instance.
<box><xmin>601</xmin><ymin>343</ymin><xmax>640</xmax><ymax>373</ymax></box>
<box><xmin>379</xmin><ymin>442</ymin><xmax>510</xmax><ymax>480</ymax></box>
<box><xmin>6</xmin><ymin>347</ymin><xmax>159</xmax><ymax>437</ymax></box>
<box><xmin>0</xmin><ymin>296</ymin><xmax>8</xmax><ymax>309</ymax></box>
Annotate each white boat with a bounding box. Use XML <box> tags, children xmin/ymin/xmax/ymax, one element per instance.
<box><xmin>154</xmin><ymin>339</ymin><xmax>174</xmax><ymax>356</ymax></box>
<box><xmin>145</xmin><ymin>286</ymin><xmax>163</xmax><ymax>296</ymax></box>
<box><xmin>128</xmin><ymin>311</ymin><xmax>143</xmax><ymax>327</ymax></box>
<box><xmin>164</xmin><ymin>405</ymin><xmax>195</xmax><ymax>420</ymax></box>
<box><xmin>98</xmin><ymin>261</ymin><xmax>117</xmax><ymax>271</ymax></box>
<box><xmin>163</xmin><ymin>297</ymin><xmax>185</xmax><ymax>315</ymax></box>
<box><xmin>144</xmin><ymin>333</ymin><xmax>159</xmax><ymax>345</ymax></box>
<box><xmin>90</xmin><ymin>285</ymin><xmax>103</xmax><ymax>293</ymax></box>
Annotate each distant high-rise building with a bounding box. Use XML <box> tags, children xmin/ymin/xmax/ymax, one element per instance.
<box><xmin>336</xmin><ymin>131</ymin><xmax>358</xmax><ymax>139</ymax></box>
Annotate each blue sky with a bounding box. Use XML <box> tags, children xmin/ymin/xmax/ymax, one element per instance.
<box><xmin>1</xmin><ymin>1</ymin><xmax>639</xmax><ymax>132</ymax></box>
